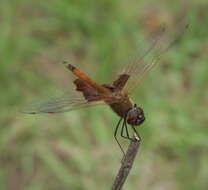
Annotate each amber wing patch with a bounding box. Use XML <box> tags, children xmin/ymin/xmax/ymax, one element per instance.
<box><xmin>112</xmin><ymin>74</ymin><xmax>130</xmax><ymax>91</ymax></box>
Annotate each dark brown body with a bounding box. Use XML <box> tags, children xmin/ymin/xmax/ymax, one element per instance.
<box><xmin>109</xmin><ymin>100</ymin><xmax>133</xmax><ymax>118</ymax></box>
<box><xmin>102</xmin><ymin>88</ymin><xmax>134</xmax><ymax>118</ymax></box>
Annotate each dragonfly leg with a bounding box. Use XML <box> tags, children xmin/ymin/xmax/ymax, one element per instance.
<box><xmin>121</xmin><ymin>120</ymin><xmax>127</xmax><ymax>139</ymax></box>
<box><xmin>121</xmin><ymin>119</ymin><xmax>134</xmax><ymax>141</ymax></box>
<box><xmin>114</xmin><ymin>118</ymin><xmax>125</xmax><ymax>156</ymax></box>
<box><xmin>132</xmin><ymin>126</ymin><xmax>142</xmax><ymax>142</ymax></box>
<box><xmin>124</xmin><ymin>120</ymin><xmax>131</xmax><ymax>140</ymax></box>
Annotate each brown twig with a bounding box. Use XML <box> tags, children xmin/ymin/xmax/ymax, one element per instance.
<box><xmin>111</xmin><ymin>135</ymin><xmax>141</xmax><ymax>190</ymax></box>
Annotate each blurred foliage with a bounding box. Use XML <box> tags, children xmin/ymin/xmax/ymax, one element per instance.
<box><xmin>0</xmin><ymin>0</ymin><xmax>208</xmax><ymax>189</ymax></box>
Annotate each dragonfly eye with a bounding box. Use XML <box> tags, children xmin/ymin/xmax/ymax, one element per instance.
<box><xmin>138</xmin><ymin>114</ymin><xmax>144</xmax><ymax>119</ymax></box>
<box><xmin>137</xmin><ymin>115</ymin><xmax>145</xmax><ymax>123</ymax></box>
<box><xmin>126</xmin><ymin>107</ymin><xmax>145</xmax><ymax>126</ymax></box>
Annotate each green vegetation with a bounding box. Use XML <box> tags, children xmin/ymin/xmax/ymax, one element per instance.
<box><xmin>0</xmin><ymin>0</ymin><xmax>208</xmax><ymax>189</ymax></box>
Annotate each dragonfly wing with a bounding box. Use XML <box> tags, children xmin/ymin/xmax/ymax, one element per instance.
<box><xmin>21</xmin><ymin>94</ymin><xmax>106</xmax><ymax>114</ymax></box>
<box><xmin>21</xmin><ymin>90</ymin><xmax>122</xmax><ymax>114</ymax></box>
<box><xmin>120</xmin><ymin>23</ymin><xmax>188</xmax><ymax>94</ymax></box>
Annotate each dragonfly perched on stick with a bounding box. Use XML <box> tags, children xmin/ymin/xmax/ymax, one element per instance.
<box><xmin>23</xmin><ymin>23</ymin><xmax>188</xmax><ymax>155</ymax></box>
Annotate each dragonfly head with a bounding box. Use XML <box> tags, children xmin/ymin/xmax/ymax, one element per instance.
<box><xmin>126</xmin><ymin>104</ymin><xmax>145</xmax><ymax>126</ymax></box>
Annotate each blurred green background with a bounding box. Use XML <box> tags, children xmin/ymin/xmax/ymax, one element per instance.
<box><xmin>0</xmin><ymin>0</ymin><xmax>208</xmax><ymax>189</ymax></box>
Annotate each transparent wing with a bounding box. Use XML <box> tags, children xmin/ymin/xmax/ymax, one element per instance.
<box><xmin>21</xmin><ymin>94</ymin><xmax>106</xmax><ymax>114</ymax></box>
<box><xmin>121</xmin><ymin>22</ymin><xmax>188</xmax><ymax>94</ymax></box>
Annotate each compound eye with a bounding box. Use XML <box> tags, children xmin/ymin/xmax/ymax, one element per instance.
<box><xmin>137</xmin><ymin>115</ymin><xmax>145</xmax><ymax>123</ymax></box>
<box><xmin>138</xmin><ymin>114</ymin><xmax>143</xmax><ymax>119</ymax></box>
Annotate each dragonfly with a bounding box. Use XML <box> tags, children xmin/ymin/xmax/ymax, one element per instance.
<box><xmin>23</xmin><ymin>23</ymin><xmax>188</xmax><ymax>155</ymax></box>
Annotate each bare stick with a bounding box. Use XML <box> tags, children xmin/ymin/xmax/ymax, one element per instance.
<box><xmin>111</xmin><ymin>135</ymin><xmax>141</xmax><ymax>190</ymax></box>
